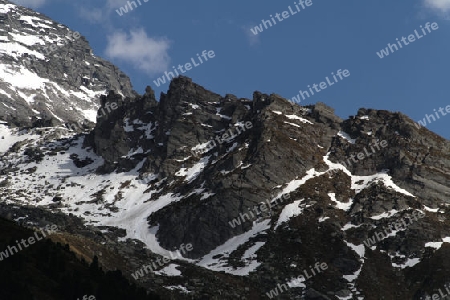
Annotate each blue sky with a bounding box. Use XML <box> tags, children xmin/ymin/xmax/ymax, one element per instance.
<box><xmin>11</xmin><ymin>0</ymin><xmax>450</xmax><ymax>139</ymax></box>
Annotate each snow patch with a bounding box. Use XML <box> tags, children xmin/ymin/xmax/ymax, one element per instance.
<box><xmin>337</xmin><ymin>131</ymin><xmax>356</xmax><ymax>144</ymax></box>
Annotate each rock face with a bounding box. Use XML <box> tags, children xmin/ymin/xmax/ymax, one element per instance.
<box><xmin>84</xmin><ymin>77</ymin><xmax>339</xmax><ymax>257</ymax></box>
<box><xmin>0</xmin><ymin>0</ymin><xmax>135</xmax><ymax>128</ymax></box>
<box><xmin>73</xmin><ymin>76</ymin><xmax>450</xmax><ymax>299</ymax></box>
<box><xmin>85</xmin><ymin>76</ymin><xmax>449</xmax><ymax>261</ymax></box>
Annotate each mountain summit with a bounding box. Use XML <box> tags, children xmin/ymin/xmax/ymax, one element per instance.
<box><xmin>0</xmin><ymin>0</ymin><xmax>135</xmax><ymax>128</ymax></box>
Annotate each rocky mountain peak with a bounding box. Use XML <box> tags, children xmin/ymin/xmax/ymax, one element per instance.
<box><xmin>0</xmin><ymin>0</ymin><xmax>135</xmax><ymax>128</ymax></box>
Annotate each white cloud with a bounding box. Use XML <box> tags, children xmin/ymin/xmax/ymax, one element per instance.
<box><xmin>75</xmin><ymin>0</ymin><xmax>133</xmax><ymax>23</ymax></box>
<box><xmin>423</xmin><ymin>0</ymin><xmax>450</xmax><ymax>13</ymax></box>
<box><xmin>105</xmin><ymin>28</ymin><xmax>171</xmax><ymax>75</ymax></box>
<box><xmin>10</xmin><ymin>0</ymin><xmax>47</xmax><ymax>8</ymax></box>
<box><xmin>77</xmin><ymin>6</ymin><xmax>105</xmax><ymax>24</ymax></box>
<box><xmin>242</xmin><ymin>25</ymin><xmax>260</xmax><ymax>46</ymax></box>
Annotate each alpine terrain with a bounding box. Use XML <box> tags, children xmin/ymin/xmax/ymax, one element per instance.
<box><xmin>1</xmin><ymin>1</ymin><xmax>450</xmax><ymax>300</ymax></box>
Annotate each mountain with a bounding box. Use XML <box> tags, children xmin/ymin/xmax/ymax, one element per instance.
<box><xmin>0</xmin><ymin>0</ymin><xmax>135</xmax><ymax>128</ymax></box>
<box><xmin>1</xmin><ymin>1</ymin><xmax>450</xmax><ymax>299</ymax></box>
<box><xmin>2</xmin><ymin>75</ymin><xmax>450</xmax><ymax>299</ymax></box>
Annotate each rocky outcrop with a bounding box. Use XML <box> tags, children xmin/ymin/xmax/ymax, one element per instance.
<box><xmin>330</xmin><ymin>108</ymin><xmax>450</xmax><ymax>208</ymax></box>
